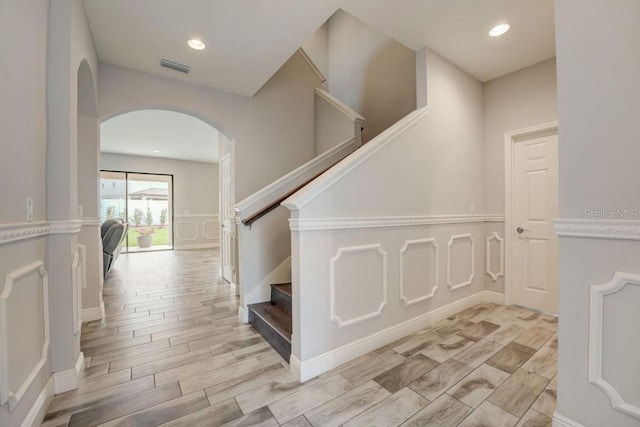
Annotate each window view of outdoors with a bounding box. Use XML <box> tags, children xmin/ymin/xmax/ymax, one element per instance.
<box><xmin>100</xmin><ymin>171</ymin><xmax>173</xmax><ymax>252</ymax></box>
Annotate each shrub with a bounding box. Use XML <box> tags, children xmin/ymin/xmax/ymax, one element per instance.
<box><xmin>130</xmin><ymin>208</ymin><xmax>144</xmax><ymax>227</ymax></box>
<box><xmin>160</xmin><ymin>208</ymin><xmax>168</xmax><ymax>227</ymax></box>
<box><xmin>145</xmin><ymin>208</ymin><xmax>154</xmax><ymax>226</ymax></box>
<box><xmin>105</xmin><ymin>205</ymin><xmax>116</xmax><ymax>219</ymax></box>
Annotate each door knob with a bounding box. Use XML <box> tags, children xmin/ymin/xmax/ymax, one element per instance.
<box><xmin>516</xmin><ymin>227</ymin><xmax>528</xmax><ymax>234</ymax></box>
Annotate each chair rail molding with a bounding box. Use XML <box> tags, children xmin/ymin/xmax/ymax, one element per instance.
<box><xmin>555</xmin><ymin>218</ymin><xmax>640</xmax><ymax>240</ymax></box>
<box><xmin>49</xmin><ymin>219</ymin><xmax>82</xmax><ymax>235</ymax></box>
<box><xmin>400</xmin><ymin>238</ymin><xmax>439</xmax><ymax>306</ymax></box>
<box><xmin>330</xmin><ymin>244</ymin><xmax>387</xmax><ymax>328</ymax></box>
<box><xmin>0</xmin><ymin>222</ymin><xmax>50</xmax><ymax>245</ymax></box>
<box><xmin>447</xmin><ymin>234</ymin><xmax>475</xmax><ymax>291</ymax></box>
<box><xmin>589</xmin><ymin>271</ymin><xmax>640</xmax><ymax>419</ymax></box>
<box><xmin>485</xmin><ymin>232</ymin><xmax>504</xmax><ymax>281</ymax></box>
<box><xmin>174</xmin><ymin>213</ymin><xmax>219</xmax><ymax>219</ymax></box>
<box><xmin>81</xmin><ymin>217</ymin><xmax>101</xmax><ymax>227</ymax></box>
<box><xmin>0</xmin><ymin>261</ymin><xmax>50</xmax><ymax>411</ymax></box>
<box><xmin>290</xmin><ymin>215</ymin><xmax>505</xmax><ymax>232</ymax></box>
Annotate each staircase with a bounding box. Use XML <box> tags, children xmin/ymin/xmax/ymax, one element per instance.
<box><xmin>248</xmin><ymin>283</ymin><xmax>292</xmax><ymax>362</ymax></box>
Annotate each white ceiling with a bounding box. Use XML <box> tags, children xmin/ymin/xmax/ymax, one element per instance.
<box><xmin>82</xmin><ymin>0</ymin><xmax>555</xmax><ymax>97</ymax></box>
<box><xmin>101</xmin><ymin>110</ymin><xmax>220</xmax><ymax>163</ymax></box>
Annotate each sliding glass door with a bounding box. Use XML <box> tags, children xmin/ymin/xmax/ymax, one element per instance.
<box><xmin>100</xmin><ymin>171</ymin><xmax>173</xmax><ymax>252</ymax></box>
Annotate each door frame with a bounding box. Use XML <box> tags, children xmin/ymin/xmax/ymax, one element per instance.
<box><xmin>504</xmin><ymin>121</ymin><xmax>558</xmax><ymax>306</ymax></box>
<box><xmin>219</xmin><ymin>152</ymin><xmax>236</xmax><ymax>286</ymax></box>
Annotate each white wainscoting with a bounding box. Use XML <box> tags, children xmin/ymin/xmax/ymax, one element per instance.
<box><xmin>0</xmin><ymin>261</ymin><xmax>49</xmax><ymax>412</ymax></box>
<box><xmin>174</xmin><ymin>214</ymin><xmax>220</xmax><ymax>250</ymax></box>
<box><xmin>291</xmin><ymin>217</ymin><xmax>491</xmax><ymax>380</ymax></box>
<box><xmin>589</xmin><ymin>272</ymin><xmax>640</xmax><ymax>419</ymax></box>
<box><xmin>329</xmin><ymin>245</ymin><xmax>387</xmax><ymax>328</ymax></box>
<box><xmin>400</xmin><ymin>239</ymin><xmax>439</xmax><ymax>306</ymax></box>
<box><xmin>447</xmin><ymin>234</ymin><xmax>475</xmax><ymax>291</ymax></box>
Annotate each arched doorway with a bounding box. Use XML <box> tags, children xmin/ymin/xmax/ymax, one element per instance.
<box><xmin>98</xmin><ymin>109</ymin><xmax>226</xmax><ymax>259</ymax></box>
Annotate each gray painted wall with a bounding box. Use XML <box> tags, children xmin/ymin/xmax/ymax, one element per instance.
<box><xmin>327</xmin><ymin>10</ymin><xmax>416</xmax><ymax>144</ymax></box>
<box><xmin>234</xmin><ymin>51</ymin><xmax>322</xmax><ymax>201</ymax></box>
<box><xmin>482</xmin><ymin>58</ymin><xmax>557</xmax><ymax>294</ymax></box>
<box><xmin>555</xmin><ymin>0</ymin><xmax>640</xmax><ymax>425</ymax></box>
<box><xmin>0</xmin><ymin>0</ymin><xmax>51</xmax><ymax>423</ymax></box>
<box><xmin>291</xmin><ymin>49</ymin><xmax>485</xmax><ymax>363</ymax></box>
<box><xmin>483</xmin><ymin>59</ymin><xmax>558</xmax><ymax>215</ymax></box>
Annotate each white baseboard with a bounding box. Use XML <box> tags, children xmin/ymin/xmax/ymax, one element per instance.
<box><xmin>292</xmin><ymin>291</ymin><xmax>503</xmax><ymax>382</ymax></box>
<box><xmin>53</xmin><ymin>352</ymin><xmax>84</xmax><ymax>394</ymax></box>
<box><xmin>238</xmin><ymin>306</ymin><xmax>249</xmax><ymax>323</ymax></box>
<box><xmin>174</xmin><ymin>242</ymin><xmax>219</xmax><ymax>251</ymax></box>
<box><xmin>82</xmin><ymin>301</ymin><xmax>104</xmax><ymax>322</ymax></box>
<box><xmin>483</xmin><ymin>291</ymin><xmax>505</xmax><ymax>305</ymax></box>
<box><xmin>21</xmin><ymin>375</ymin><xmax>54</xmax><ymax>427</ymax></box>
<box><xmin>553</xmin><ymin>412</ymin><xmax>585</xmax><ymax>427</ymax></box>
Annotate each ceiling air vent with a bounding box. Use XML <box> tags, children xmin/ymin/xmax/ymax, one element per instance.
<box><xmin>160</xmin><ymin>58</ymin><xmax>191</xmax><ymax>74</ymax></box>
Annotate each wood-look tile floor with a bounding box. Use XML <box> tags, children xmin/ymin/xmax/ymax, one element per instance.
<box><xmin>43</xmin><ymin>249</ymin><xmax>558</xmax><ymax>427</ymax></box>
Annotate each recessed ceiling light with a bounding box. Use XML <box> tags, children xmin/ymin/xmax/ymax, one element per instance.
<box><xmin>489</xmin><ymin>24</ymin><xmax>510</xmax><ymax>37</ymax></box>
<box><xmin>153</xmin><ymin>150</ymin><xmax>161</xmax><ymax>153</ymax></box>
<box><xmin>188</xmin><ymin>39</ymin><xmax>206</xmax><ymax>50</ymax></box>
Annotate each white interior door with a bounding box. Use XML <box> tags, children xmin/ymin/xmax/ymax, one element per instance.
<box><xmin>220</xmin><ymin>154</ymin><xmax>235</xmax><ymax>283</ymax></box>
<box><xmin>513</xmin><ymin>133</ymin><xmax>559</xmax><ymax>313</ymax></box>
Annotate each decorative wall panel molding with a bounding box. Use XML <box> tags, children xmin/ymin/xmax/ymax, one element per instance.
<box><xmin>49</xmin><ymin>220</ymin><xmax>82</xmax><ymax>235</ymax></box>
<box><xmin>0</xmin><ymin>261</ymin><xmax>49</xmax><ymax>411</ymax></box>
<box><xmin>80</xmin><ymin>217</ymin><xmax>101</xmax><ymax>227</ymax></box>
<box><xmin>176</xmin><ymin>221</ymin><xmax>198</xmax><ymax>241</ymax></box>
<box><xmin>555</xmin><ymin>218</ymin><xmax>640</xmax><ymax>240</ymax></box>
<box><xmin>78</xmin><ymin>244</ymin><xmax>87</xmax><ymax>289</ymax></box>
<box><xmin>330</xmin><ymin>245</ymin><xmax>387</xmax><ymax>328</ymax></box>
<box><xmin>485</xmin><ymin>232</ymin><xmax>504</xmax><ymax>281</ymax></box>
<box><xmin>202</xmin><ymin>219</ymin><xmax>220</xmax><ymax>241</ymax></box>
<box><xmin>0</xmin><ymin>222</ymin><xmax>50</xmax><ymax>245</ymax></box>
<box><xmin>447</xmin><ymin>234</ymin><xmax>475</xmax><ymax>291</ymax></box>
<box><xmin>400</xmin><ymin>239</ymin><xmax>439</xmax><ymax>306</ymax></box>
<box><xmin>72</xmin><ymin>251</ymin><xmax>83</xmax><ymax>336</ymax></box>
<box><xmin>589</xmin><ymin>272</ymin><xmax>640</xmax><ymax>419</ymax></box>
<box><xmin>290</xmin><ymin>215</ymin><xmax>505</xmax><ymax>231</ymax></box>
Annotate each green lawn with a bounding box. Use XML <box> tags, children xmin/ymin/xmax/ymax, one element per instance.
<box><xmin>127</xmin><ymin>226</ymin><xmax>170</xmax><ymax>247</ymax></box>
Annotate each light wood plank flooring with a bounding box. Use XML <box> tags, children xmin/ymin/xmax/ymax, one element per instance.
<box><xmin>43</xmin><ymin>249</ymin><xmax>557</xmax><ymax>426</ymax></box>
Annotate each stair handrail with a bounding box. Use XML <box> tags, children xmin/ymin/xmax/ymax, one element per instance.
<box><xmin>241</xmin><ymin>165</ymin><xmax>335</xmax><ymax>226</ymax></box>
<box><xmin>235</xmin><ymin>136</ymin><xmax>358</xmax><ymax>224</ymax></box>
<box><xmin>235</xmin><ymin>89</ymin><xmax>364</xmax><ymax>225</ymax></box>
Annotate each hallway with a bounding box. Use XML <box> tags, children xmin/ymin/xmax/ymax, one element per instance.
<box><xmin>43</xmin><ymin>250</ymin><xmax>557</xmax><ymax>426</ymax></box>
